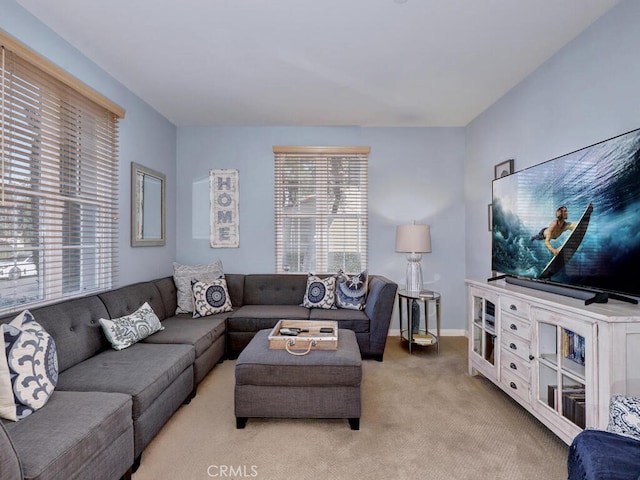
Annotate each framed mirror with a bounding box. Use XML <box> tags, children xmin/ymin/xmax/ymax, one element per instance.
<box><xmin>131</xmin><ymin>162</ymin><xmax>166</xmax><ymax>247</ymax></box>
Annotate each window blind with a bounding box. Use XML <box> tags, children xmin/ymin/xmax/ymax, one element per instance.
<box><xmin>273</xmin><ymin>146</ymin><xmax>369</xmax><ymax>274</ymax></box>
<box><xmin>0</xmin><ymin>34</ymin><xmax>122</xmax><ymax>313</ymax></box>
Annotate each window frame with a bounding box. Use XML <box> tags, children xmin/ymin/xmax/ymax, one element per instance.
<box><xmin>0</xmin><ymin>30</ymin><xmax>124</xmax><ymax>314</ymax></box>
<box><xmin>273</xmin><ymin>145</ymin><xmax>369</xmax><ymax>274</ymax></box>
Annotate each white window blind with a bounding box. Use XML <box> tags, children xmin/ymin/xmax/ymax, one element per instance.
<box><xmin>0</xmin><ymin>32</ymin><xmax>123</xmax><ymax>313</ymax></box>
<box><xmin>274</xmin><ymin>146</ymin><xmax>369</xmax><ymax>274</ymax></box>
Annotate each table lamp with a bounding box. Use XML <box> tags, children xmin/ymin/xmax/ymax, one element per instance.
<box><xmin>395</xmin><ymin>222</ymin><xmax>431</xmax><ymax>293</ymax></box>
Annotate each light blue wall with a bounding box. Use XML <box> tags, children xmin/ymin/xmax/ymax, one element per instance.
<box><xmin>1</xmin><ymin>0</ymin><xmax>468</xmax><ymax>331</ymax></box>
<box><xmin>5</xmin><ymin>0</ymin><xmax>637</xmax><ymax>333</ymax></box>
<box><xmin>465</xmin><ymin>0</ymin><xmax>640</xmax><ymax>283</ymax></box>
<box><xmin>1</xmin><ymin>0</ymin><xmax>177</xmax><ymax>285</ymax></box>
<box><xmin>177</xmin><ymin>126</ymin><xmax>467</xmax><ymax>330</ymax></box>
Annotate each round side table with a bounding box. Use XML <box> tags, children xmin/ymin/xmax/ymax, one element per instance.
<box><xmin>397</xmin><ymin>289</ymin><xmax>441</xmax><ymax>353</ymax></box>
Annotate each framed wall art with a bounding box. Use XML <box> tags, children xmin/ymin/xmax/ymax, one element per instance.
<box><xmin>210</xmin><ymin>169</ymin><xmax>239</xmax><ymax>248</ymax></box>
<box><xmin>494</xmin><ymin>159</ymin><xmax>514</xmax><ymax>179</ymax></box>
<box><xmin>131</xmin><ymin>162</ymin><xmax>166</xmax><ymax>247</ymax></box>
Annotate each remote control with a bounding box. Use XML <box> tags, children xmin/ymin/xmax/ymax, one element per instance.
<box><xmin>280</xmin><ymin>328</ymin><xmax>298</xmax><ymax>336</ymax></box>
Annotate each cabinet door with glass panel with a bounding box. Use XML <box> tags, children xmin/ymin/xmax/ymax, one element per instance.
<box><xmin>468</xmin><ymin>287</ymin><xmax>499</xmax><ymax>380</ymax></box>
<box><xmin>532</xmin><ymin>307</ymin><xmax>596</xmax><ymax>441</ymax></box>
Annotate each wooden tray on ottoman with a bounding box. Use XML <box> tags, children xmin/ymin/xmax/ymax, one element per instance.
<box><xmin>268</xmin><ymin>320</ymin><xmax>338</xmax><ymax>353</ymax></box>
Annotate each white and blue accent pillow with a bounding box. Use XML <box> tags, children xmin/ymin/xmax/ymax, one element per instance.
<box><xmin>173</xmin><ymin>260</ymin><xmax>225</xmax><ymax>314</ymax></box>
<box><xmin>0</xmin><ymin>310</ymin><xmax>58</xmax><ymax>421</ymax></box>
<box><xmin>191</xmin><ymin>278</ymin><xmax>233</xmax><ymax>318</ymax></box>
<box><xmin>302</xmin><ymin>274</ymin><xmax>336</xmax><ymax>309</ymax></box>
<box><xmin>99</xmin><ymin>302</ymin><xmax>164</xmax><ymax>351</ymax></box>
<box><xmin>607</xmin><ymin>394</ymin><xmax>640</xmax><ymax>440</ymax></box>
<box><xmin>335</xmin><ymin>270</ymin><xmax>368</xmax><ymax>310</ymax></box>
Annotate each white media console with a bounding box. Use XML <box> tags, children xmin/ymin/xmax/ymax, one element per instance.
<box><xmin>466</xmin><ymin>278</ymin><xmax>640</xmax><ymax>444</ymax></box>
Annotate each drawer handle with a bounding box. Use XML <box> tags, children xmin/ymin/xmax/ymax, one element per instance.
<box><xmin>510</xmin><ymin>343</ymin><xmax>517</xmax><ymax>350</ymax></box>
<box><xmin>510</xmin><ymin>362</ymin><xmax>517</xmax><ymax>370</ymax></box>
<box><xmin>510</xmin><ymin>323</ymin><xmax>518</xmax><ymax>331</ymax></box>
<box><xmin>510</xmin><ymin>382</ymin><xmax>517</xmax><ymax>390</ymax></box>
<box><xmin>510</xmin><ymin>304</ymin><xmax>517</xmax><ymax>311</ymax></box>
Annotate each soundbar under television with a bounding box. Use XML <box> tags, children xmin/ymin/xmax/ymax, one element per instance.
<box><xmin>491</xmin><ymin>128</ymin><xmax>640</xmax><ymax>304</ymax></box>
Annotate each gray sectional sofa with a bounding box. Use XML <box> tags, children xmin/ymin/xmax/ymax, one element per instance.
<box><xmin>0</xmin><ymin>272</ymin><xmax>397</xmax><ymax>480</ymax></box>
<box><xmin>223</xmin><ymin>273</ymin><xmax>398</xmax><ymax>360</ymax></box>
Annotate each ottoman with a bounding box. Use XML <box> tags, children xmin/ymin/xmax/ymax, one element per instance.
<box><xmin>234</xmin><ymin>328</ymin><xmax>362</xmax><ymax>430</ymax></box>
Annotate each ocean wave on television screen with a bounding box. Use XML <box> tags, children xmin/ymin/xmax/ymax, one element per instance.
<box><xmin>492</xmin><ymin>128</ymin><xmax>640</xmax><ymax>297</ymax></box>
<box><xmin>491</xmin><ymin>198</ymin><xmax>541</xmax><ymax>277</ymax></box>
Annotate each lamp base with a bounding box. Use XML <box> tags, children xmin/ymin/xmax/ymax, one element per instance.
<box><xmin>405</xmin><ymin>253</ymin><xmax>423</xmax><ymax>293</ymax></box>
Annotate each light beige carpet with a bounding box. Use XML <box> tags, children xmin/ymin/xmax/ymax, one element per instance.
<box><xmin>133</xmin><ymin>337</ymin><xmax>568</xmax><ymax>480</ymax></box>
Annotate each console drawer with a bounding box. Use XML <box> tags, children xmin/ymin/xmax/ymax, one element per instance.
<box><xmin>501</xmin><ymin>330</ymin><xmax>531</xmax><ymax>363</ymax></box>
<box><xmin>501</xmin><ymin>312</ymin><xmax>531</xmax><ymax>341</ymax></box>
<box><xmin>501</xmin><ymin>369</ymin><xmax>531</xmax><ymax>403</ymax></box>
<box><xmin>501</xmin><ymin>349</ymin><xmax>531</xmax><ymax>382</ymax></box>
<box><xmin>532</xmin><ymin>306</ymin><xmax>584</xmax><ymax>326</ymax></box>
<box><xmin>501</xmin><ymin>296</ymin><xmax>530</xmax><ymax>319</ymax></box>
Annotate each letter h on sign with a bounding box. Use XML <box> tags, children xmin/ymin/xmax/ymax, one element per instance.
<box><xmin>209</xmin><ymin>169</ymin><xmax>239</xmax><ymax>248</ymax></box>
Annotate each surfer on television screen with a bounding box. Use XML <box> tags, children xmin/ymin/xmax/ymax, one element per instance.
<box><xmin>531</xmin><ymin>206</ymin><xmax>576</xmax><ymax>256</ymax></box>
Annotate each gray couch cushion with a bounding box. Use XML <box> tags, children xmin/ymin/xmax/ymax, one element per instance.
<box><xmin>363</xmin><ymin>275</ymin><xmax>398</xmax><ymax>357</ymax></box>
<box><xmin>228</xmin><ymin>305</ymin><xmax>310</xmax><ymax>332</ymax></box>
<box><xmin>152</xmin><ymin>277</ymin><xmax>179</xmax><ymax>320</ymax></box>
<box><xmin>224</xmin><ymin>273</ymin><xmax>245</xmax><ymax>307</ymax></box>
<box><xmin>142</xmin><ymin>316</ymin><xmax>226</xmax><ymax>357</ymax></box>
<box><xmin>99</xmin><ymin>281</ymin><xmax>166</xmax><ymax>321</ymax></box>
<box><xmin>308</xmin><ymin>308</ymin><xmax>370</xmax><ymax>333</ymax></box>
<box><xmin>242</xmin><ymin>274</ymin><xmax>307</xmax><ymax>305</ymax></box>
<box><xmin>236</xmin><ymin>329</ymin><xmax>361</xmax><ymax>387</ymax></box>
<box><xmin>3</xmin><ymin>391</ymin><xmax>132</xmax><ymax>480</ymax></box>
<box><xmin>28</xmin><ymin>296</ymin><xmax>111</xmax><ymax>373</ymax></box>
<box><xmin>0</xmin><ymin>420</ymin><xmax>22</xmax><ymax>480</ymax></box>
<box><xmin>56</xmin><ymin>343</ymin><xmax>194</xmax><ymax>419</ymax></box>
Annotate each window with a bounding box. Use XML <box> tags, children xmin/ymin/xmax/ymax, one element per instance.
<box><xmin>0</xmin><ymin>31</ymin><xmax>124</xmax><ymax>313</ymax></box>
<box><xmin>274</xmin><ymin>146</ymin><xmax>369</xmax><ymax>274</ymax></box>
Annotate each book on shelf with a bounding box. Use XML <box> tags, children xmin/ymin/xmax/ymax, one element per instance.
<box><xmin>562</xmin><ymin>390</ymin><xmax>586</xmax><ymax>426</ymax></box>
<box><xmin>547</xmin><ymin>384</ymin><xmax>585</xmax><ymax>413</ymax></box>
<box><xmin>548</xmin><ymin>385</ymin><xmax>556</xmax><ymax>409</ymax></box>
<box><xmin>562</xmin><ymin>329</ymin><xmax>585</xmax><ymax>366</ymax></box>
<box><xmin>574</xmin><ymin>401</ymin><xmax>586</xmax><ymax>429</ymax></box>
<box><xmin>412</xmin><ymin>333</ymin><xmax>436</xmax><ymax>345</ymax></box>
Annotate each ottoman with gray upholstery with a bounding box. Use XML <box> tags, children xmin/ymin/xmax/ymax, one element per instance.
<box><xmin>234</xmin><ymin>328</ymin><xmax>362</xmax><ymax>430</ymax></box>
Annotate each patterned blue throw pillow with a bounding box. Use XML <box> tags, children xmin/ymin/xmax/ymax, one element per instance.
<box><xmin>302</xmin><ymin>274</ymin><xmax>336</xmax><ymax>309</ymax></box>
<box><xmin>99</xmin><ymin>302</ymin><xmax>164</xmax><ymax>351</ymax></box>
<box><xmin>607</xmin><ymin>394</ymin><xmax>640</xmax><ymax>440</ymax></box>
<box><xmin>191</xmin><ymin>278</ymin><xmax>233</xmax><ymax>318</ymax></box>
<box><xmin>0</xmin><ymin>310</ymin><xmax>58</xmax><ymax>421</ymax></box>
<box><xmin>335</xmin><ymin>270</ymin><xmax>368</xmax><ymax>310</ymax></box>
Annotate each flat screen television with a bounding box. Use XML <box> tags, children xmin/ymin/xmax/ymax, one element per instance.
<box><xmin>491</xmin><ymin>128</ymin><xmax>640</xmax><ymax>303</ymax></box>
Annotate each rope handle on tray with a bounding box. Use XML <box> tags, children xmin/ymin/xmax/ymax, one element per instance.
<box><xmin>285</xmin><ymin>339</ymin><xmax>317</xmax><ymax>356</ymax></box>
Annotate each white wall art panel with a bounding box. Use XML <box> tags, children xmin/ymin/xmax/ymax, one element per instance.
<box><xmin>210</xmin><ymin>169</ymin><xmax>239</xmax><ymax>248</ymax></box>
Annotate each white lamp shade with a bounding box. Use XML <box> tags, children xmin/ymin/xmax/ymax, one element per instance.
<box><xmin>395</xmin><ymin>224</ymin><xmax>431</xmax><ymax>253</ymax></box>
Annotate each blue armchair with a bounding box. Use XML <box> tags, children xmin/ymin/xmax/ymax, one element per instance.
<box><xmin>568</xmin><ymin>395</ymin><xmax>640</xmax><ymax>480</ymax></box>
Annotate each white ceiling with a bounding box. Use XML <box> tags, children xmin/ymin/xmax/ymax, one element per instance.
<box><xmin>17</xmin><ymin>0</ymin><xmax>620</xmax><ymax>127</ymax></box>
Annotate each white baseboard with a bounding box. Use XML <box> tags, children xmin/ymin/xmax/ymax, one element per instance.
<box><xmin>388</xmin><ymin>328</ymin><xmax>467</xmax><ymax>337</ymax></box>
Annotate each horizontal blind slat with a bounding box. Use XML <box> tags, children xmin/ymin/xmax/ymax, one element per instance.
<box><xmin>274</xmin><ymin>148</ymin><xmax>368</xmax><ymax>274</ymax></box>
<box><xmin>1</xmin><ymin>42</ymin><xmax>119</xmax><ymax>313</ymax></box>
